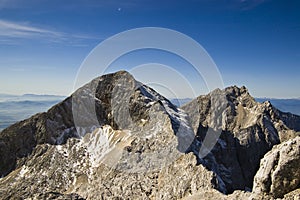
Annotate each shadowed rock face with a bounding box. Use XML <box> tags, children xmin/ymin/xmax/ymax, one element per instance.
<box><xmin>0</xmin><ymin>71</ymin><xmax>299</xmax><ymax>199</ymax></box>
<box><xmin>182</xmin><ymin>86</ymin><xmax>300</xmax><ymax>193</ymax></box>
<box><xmin>0</xmin><ymin>99</ymin><xmax>75</xmax><ymax>177</ymax></box>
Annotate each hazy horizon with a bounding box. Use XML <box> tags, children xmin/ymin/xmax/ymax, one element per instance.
<box><xmin>1</xmin><ymin>88</ymin><xmax>300</xmax><ymax>100</ymax></box>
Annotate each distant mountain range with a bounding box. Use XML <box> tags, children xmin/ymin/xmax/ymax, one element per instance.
<box><xmin>170</xmin><ymin>98</ymin><xmax>192</xmax><ymax>107</ymax></box>
<box><xmin>0</xmin><ymin>93</ymin><xmax>65</xmax><ymax>102</ymax></box>
<box><xmin>0</xmin><ymin>94</ymin><xmax>65</xmax><ymax>131</ymax></box>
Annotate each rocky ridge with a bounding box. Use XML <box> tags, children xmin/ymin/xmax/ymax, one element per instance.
<box><xmin>182</xmin><ymin>86</ymin><xmax>300</xmax><ymax>193</ymax></box>
<box><xmin>0</xmin><ymin>71</ymin><xmax>299</xmax><ymax>199</ymax></box>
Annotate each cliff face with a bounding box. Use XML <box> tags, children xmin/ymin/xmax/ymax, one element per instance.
<box><xmin>0</xmin><ymin>71</ymin><xmax>206</xmax><ymax>199</ymax></box>
<box><xmin>0</xmin><ymin>71</ymin><xmax>299</xmax><ymax>199</ymax></box>
<box><xmin>253</xmin><ymin>136</ymin><xmax>300</xmax><ymax>198</ymax></box>
<box><xmin>182</xmin><ymin>86</ymin><xmax>300</xmax><ymax>193</ymax></box>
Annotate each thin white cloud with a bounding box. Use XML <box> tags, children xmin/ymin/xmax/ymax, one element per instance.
<box><xmin>0</xmin><ymin>19</ymin><xmax>62</xmax><ymax>38</ymax></box>
<box><xmin>0</xmin><ymin>19</ymin><xmax>100</xmax><ymax>45</ymax></box>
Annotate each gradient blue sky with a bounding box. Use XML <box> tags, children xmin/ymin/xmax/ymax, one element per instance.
<box><xmin>0</xmin><ymin>0</ymin><xmax>299</xmax><ymax>98</ymax></box>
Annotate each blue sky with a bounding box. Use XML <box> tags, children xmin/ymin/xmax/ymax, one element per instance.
<box><xmin>0</xmin><ymin>0</ymin><xmax>299</xmax><ymax>98</ymax></box>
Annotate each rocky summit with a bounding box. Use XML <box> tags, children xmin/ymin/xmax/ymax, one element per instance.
<box><xmin>182</xmin><ymin>86</ymin><xmax>300</xmax><ymax>194</ymax></box>
<box><xmin>0</xmin><ymin>71</ymin><xmax>299</xmax><ymax>199</ymax></box>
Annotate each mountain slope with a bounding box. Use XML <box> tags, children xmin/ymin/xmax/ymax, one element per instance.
<box><xmin>0</xmin><ymin>71</ymin><xmax>215</xmax><ymax>199</ymax></box>
<box><xmin>182</xmin><ymin>86</ymin><xmax>300</xmax><ymax>193</ymax></box>
<box><xmin>256</xmin><ymin>98</ymin><xmax>300</xmax><ymax>116</ymax></box>
<box><xmin>0</xmin><ymin>72</ymin><xmax>299</xmax><ymax>199</ymax></box>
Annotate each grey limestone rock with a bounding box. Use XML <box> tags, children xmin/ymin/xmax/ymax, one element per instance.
<box><xmin>253</xmin><ymin>136</ymin><xmax>300</xmax><ymax>198</ymax></box>
<box><xmin>0</xmin><ymin>71</ymin><xmax>299</xmax><ymax>199</ymax></box>
<box><xmin>182</xmin><ymin>85</ymin><xmax>300</xmax><ymax>193</ymax></box>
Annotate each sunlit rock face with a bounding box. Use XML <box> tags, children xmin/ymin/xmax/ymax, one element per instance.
<box><xmin>182</xmin><ymin>85</ymin><xmax>300</xmax><ymax>193</ymax></box>
<box><xmin>253</xmin><ymin>136</ymin><xmax>300</xmax><ymax>198</ymax></box>
<box><xmin>0</xmin><ymin>71</ymin><xmax>199</xmax><ymax>199</ymax></box>
<box><xmin>0</xmin><ymin>71</ymin><xmax>299</xmax><ymax>199</ymax></box>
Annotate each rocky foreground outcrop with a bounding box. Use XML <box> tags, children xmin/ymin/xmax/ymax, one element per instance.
<box><xmin>0</xmin><ymin>71</ymin><xmax>299</xmax><ymax>199</ymax></box>
<box><xmin>253</xmin><ymin>136</ymin><xmax>300</xmax><ymax>198</ymax></box>
<box><xmin>185</xmin><ymin>136</ymin><xmax>300</xmax><ymax>200</ymax></box>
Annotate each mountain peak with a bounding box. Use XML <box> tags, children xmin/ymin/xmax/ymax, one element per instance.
<box><xmin>224</xmin><ymin>85</ymin><xmax>250</xmax><ymax>98</ymax></box>
<box><xmin>99</xmin><ymin>70</ymin><xmax>134</xmax><ymax>80</ymax></box>
<box><xmin>0</xmin><ymin>70</ymin><xmax>195</xmax><ymax>176</ymax></box>
<box><xmin>225</xmin><ymin>85</ymin><xmax>248</xmax><ymax>94</ymax></box>
<box><xmin>182</xmin><ymin>86</ymin><xmax>300</xmax><ymax>193</ymax></box>
<box><xmin>0</xmin><ymin>71</ymin><xmax>299</xmax><ymax>199</ymax></box>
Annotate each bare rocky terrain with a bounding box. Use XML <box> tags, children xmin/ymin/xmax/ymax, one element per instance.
<box><xmin>0</xmin><ymin>71</ymin><xmax>299</xmax><ymax>199</ymax></box>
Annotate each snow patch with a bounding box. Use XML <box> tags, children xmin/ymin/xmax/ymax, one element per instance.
<box><xmin>140</xmin><ymin>85</ymin><xmax>191</xmax><ymax>130</ymax></box>
<box><xmin>83</xmin><ymin>125</ymin><xmax>131</xmax><ymax>168</ymax></box>
<box><xmin>140</xmin><ymin>85</ymin><xmax>195</xmax><ymax>151</ymax></box>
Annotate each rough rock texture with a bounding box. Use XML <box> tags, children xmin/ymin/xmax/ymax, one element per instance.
<box><xmin>181</xmin><ymin>189</ymin><xmax>273</xmax><ymax>200</ymax></box>
<box><xmin>0</xmin><ymin>94</ymin><xmax>75</xmax><ymax>177</ymax></box>
<box><xmin>182</xmin><ymin>86</ymin><xmax>300</xmax><ymax>193</ymax></box>
<box><xmin>33</xmin><ymin>192</ymin><xmax>86</xmax><ymax>200</ymax></box>
<box><xmin>156</xmin><ymin>153</ymin><xmax>223</xmax><ymax>199</ymax></box>
<box><xmin>284</xmin><ymin>189</ymin><xmax>300</xmax><ymax>200</ymax></box>
<box><xmin>0</xmin><ymin>71</ymin><xmax>194</xmax><ymax>177</ymax></box>
<box><xmin>0</xmin><ymin>71</ymin><xmax>299</xmax><ymax>199</ymax></box>
<box><xmin>0</xmin><ymin>71</ymin><xmax>202</xmax><ymax>199</ymax></box>
<box><xmin>253</xmin><ymin>136</ymin><xmax>300</xmax><ymax>198</ymax></box>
